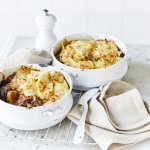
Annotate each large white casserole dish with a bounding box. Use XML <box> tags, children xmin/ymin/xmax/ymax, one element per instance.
<box><xmin>51</xmin><ymin>33</ymin><xmax>128</xmax><ymax>91</ymax></box>
<box><xmin>0</xmin><ymin>64</ymin><xmax>73</xmax><ymax>130</ymax></box>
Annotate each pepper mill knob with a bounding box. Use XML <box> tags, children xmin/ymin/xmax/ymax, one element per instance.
<box><xmin>43</xmin><ymin>9</ymin><xmax>49</xmax><ymax>15</ymax></box>
<box><xmin>35</xmin><ymin>10</ymin><xmax>57</xmax><ymax>51</ymax></box>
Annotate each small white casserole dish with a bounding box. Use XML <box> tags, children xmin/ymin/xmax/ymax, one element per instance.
<box><xmin>51</xmin><ymin>33</ymin><xmax>128</xmax><ymax>91</ymax></box>
<box><xmin>0</xmin><ymin>64</ymin><xmax>73</xmax><ymax>130</ymax></box>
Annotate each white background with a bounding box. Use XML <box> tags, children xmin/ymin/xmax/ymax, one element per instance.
<box><xmin>0</xmin><ymin>0</ymin><xmax>150</xmax><ymax>49</ymax></box>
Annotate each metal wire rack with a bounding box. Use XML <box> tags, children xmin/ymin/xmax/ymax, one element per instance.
<box><xmin>0</xmin><ymin>91</ymin><xmax>97</xmax><ymax>146</ymax></box>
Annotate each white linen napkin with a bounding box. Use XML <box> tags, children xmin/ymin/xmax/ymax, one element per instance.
<box><xmin>0</xmin><ymin>48</ymin><xmax>52</xmax><ymax>71</ymax></box>
<box><xmin>67</xmin><ymin>80</ymin><xmax>150</xmax><ymax>150</ymax></box>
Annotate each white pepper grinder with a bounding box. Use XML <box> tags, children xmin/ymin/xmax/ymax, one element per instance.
<box><xmin>35</xmin><ymin>9</ymin><xmax>57</xmax><ymax>51</ymax></box>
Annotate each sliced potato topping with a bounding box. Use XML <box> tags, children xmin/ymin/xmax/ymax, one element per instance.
<box><xmin>57</xmin><ymin>39</ymin><xmax>124</xmax><ymax>69</ymax></box>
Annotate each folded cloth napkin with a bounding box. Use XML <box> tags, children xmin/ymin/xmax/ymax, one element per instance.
<box><xmin>0</xmin><ymin>48</ymin><xmax>51</xmax><ymax>71</ymax></box>
<box><xmin>67</xmin><ymin>80</ymin><xmax>150</xmax><ymax>150</ymax></box>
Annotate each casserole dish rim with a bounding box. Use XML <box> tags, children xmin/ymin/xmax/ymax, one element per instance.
<box><xmin>51</xmin><ymin>32</ymin><xmax>127</xmax><ymax>72</ymax></box>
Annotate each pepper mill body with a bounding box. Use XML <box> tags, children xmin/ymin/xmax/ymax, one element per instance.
<box><xmin>35</xmin><ymin>10</ymin><xmax>57</xmax><ymax>51</ymax></box>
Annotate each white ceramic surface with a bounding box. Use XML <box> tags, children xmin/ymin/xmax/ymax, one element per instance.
<box><xmin>51</xmin><ymin>33</ymin><xmax>128</xmax><ymax>90</ymax></box>
<box><xmin>0</xmin><ymin>64</ymin><xmax>73</xmax><ymax>130</ymax></box>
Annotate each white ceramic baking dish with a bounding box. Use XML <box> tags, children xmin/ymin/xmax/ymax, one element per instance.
<box><xmin>0</xmin><ymin>64</ymin><xmax>73</xmax><ymax>130</ymax></box>
<box><xmin>51</xmin><ymin>33</ymin><xmax>128</xmax><ymax>91</ymax></box>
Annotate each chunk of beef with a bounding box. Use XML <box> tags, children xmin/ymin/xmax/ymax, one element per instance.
<box><xmin>0</xmin><ymin>86</ymin><xmax>10</xmax><ymax>101</ymax></box>
<box><xmin>15</xmin><ymin>94</ymin><xmax>42</xmax><ymax>108</ymax></box>
<box><xmin>0</xmin><ymin>72</ymin><xmax>16</xmax><ymax>86</ymax></box>
<box><xmin>7</xmin><ymin>90</ymin><xmax>18</xmax><ymax>104</ymax></box>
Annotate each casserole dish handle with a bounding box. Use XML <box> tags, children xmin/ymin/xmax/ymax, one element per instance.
<box><xmin>41</xmin><ymin>106</ymin><xmax>63</xmax><ymax>116</ymax></box>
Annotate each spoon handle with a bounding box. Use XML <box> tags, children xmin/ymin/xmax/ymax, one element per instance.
<box><xmin>73</xmin><ymin>102</ymin><xmax>88</xmax><ymax>144</ymax></box>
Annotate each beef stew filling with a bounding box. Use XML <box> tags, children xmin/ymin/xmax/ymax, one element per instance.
<box><xmin>0</xmin><ymin>74</ymin><xmax>43</xmax><ymax>108</ymax></box>
<box><xmin>0</xmin><ymin>66</ymin><xmax>69</xmax><ymax>108</ymax></box>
